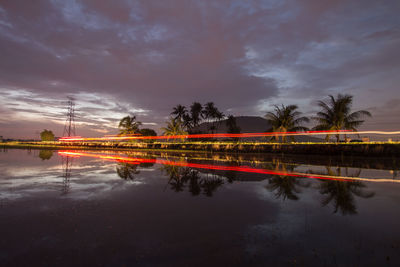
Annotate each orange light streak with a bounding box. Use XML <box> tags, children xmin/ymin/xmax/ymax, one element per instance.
<box><xmin>57</xmin><ymin>151</ymin><xmax>400</xmax><ymax>183</ymax></box>
<box><xmin>59</xmin><ymin>130</ymin><xmax>353</xmax><ymax>141</ymax></box>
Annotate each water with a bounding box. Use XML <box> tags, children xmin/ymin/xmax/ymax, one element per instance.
<box><xmin>0</xmin><ymin>148</ymin><xmax>399</xmax><ymax>266</ymax></box>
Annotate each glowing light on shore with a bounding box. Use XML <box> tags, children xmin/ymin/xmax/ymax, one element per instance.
<box><xmin>57</xmin><ymin>151</ymin><xmax>400</xmax><ymax>183</ymax></box>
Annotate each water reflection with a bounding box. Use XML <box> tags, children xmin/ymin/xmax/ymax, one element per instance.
<box><xmin>116</xmin><ymin>162</ymin><xmax>140</xmax><ymax>180</ymax></box>
<box><xmin>261</xmin><ymin>159</ymin><xmax>308</xmax><ymax>201</ymax></box>
<box><xmin>61</xmin><ymin>155</ymin><xmax>73</xmax><ymax>195</ymax></box>
<box><xmin>23</xmin><ymin>149</ymin><xmax>400</xmax><ymax>215</ymax></box>
<box><xmin>161</xmin><ymin>165</ymin><xmax>224</xmax><ymax>196</ymax></box>
<box><xmin>1</xmin><ymin>149</ymin><xmax>400</xmax><ymax>265</ymax></box>
<box><xmin>100</xmin><ymin>151</ymin><xmax>379</xmax><ymax>213</ymax></box>
<box><xmin>319</xmin><ymin>166</ymin><xmax>375</xmax><ymax>215</ymax></box>
<box><xmin>38</xmin><ymin>150</ymin><xmax>53</xmax><ymax>160</ymax></box>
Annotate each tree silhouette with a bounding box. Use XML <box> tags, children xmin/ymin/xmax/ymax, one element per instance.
<box><xmin>190</xmin><ymin>102</ymin><xmax>203</xmax><ymax>128</ymax></box>
<box><xmin>139</xmin><ymin>128</ymin><xmax>157</xmax><ymax>136</ymax></box>
<box><xmin>40</xmin><ymin>129</ymin><xmax>55</xmax><ymax>141</ymax></box>
<box><xmin>226</xmin><ymin>115</ymin><xmax>241</xmax><ymax>135</ymax></box>
<box><xmin>118</xmin><ymin>115</ymin><xmax>142</xmax><ymax>135</ymax></box>
<box><xmin>160</xmin><ymin>164</ymin><xmax>224</xmax><ymax>196</ymax></box>
<box><xmin>313</xmin><ymin>94</ymin><xmax>371</xmax><ymax>142</ymax></box>
<box><xmin>161</xmin><ymin>117</ymin><xmax>188</xmax><ymax>141</ymax></box>
<box><xmin>265</xmin><ymin>161</ymin><xmax>310</xmax><ymax>201</ymax></box>
<box><xmin>319</xmin><ymin>166</ymin><xmax>375</xmax><ymax>215</ymax></box>
<box><xmin>203</xmin><ymin>102</ymin><xmax>216</xmax><ymax>132</ymax></box>
<box><xmin>171</xmin><ymin>105</ymin><xmax>187</xmax><ymax>122</ymax></box>
<box><xmin>201</xmin><ymin>174</ymin><xmax>224</xmax><ymax>197</ymax></box>
<box><xmin>116</xmin><ymin>162</ymin><xmax>140</xmax><ymax>180</ymax></box>
<box><xmin>161</xmin><ymin>164</ymin><xmax>187</xmax><ymax>192</ymax></box>
<box><xmin>265</xmin><ymin>105</ymin><xmax>309</xmax><ymax>142</ymax></box>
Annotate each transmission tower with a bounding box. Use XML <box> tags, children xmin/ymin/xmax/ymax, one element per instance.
<box><xmin>63</xmin><ymin>97</ymin><xmax>76</xmax><ymax>137</ymax></box>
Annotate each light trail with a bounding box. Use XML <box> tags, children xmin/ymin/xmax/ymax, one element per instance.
<box><xmin>58</xmin><ymin>151</ymin><xmax>400</xmax><ymax>183</ymax></box>
<box><xmin>59</xmin><ymin>130</ymin><xmax>351</xmax><ymax>141</ymax></box>
<box><xmin>58</xmin><ymin>130</ymin><xmax>400</xmax><ymax>142</ymax></box>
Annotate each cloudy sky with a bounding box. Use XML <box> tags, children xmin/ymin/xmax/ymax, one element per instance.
<box><xmin>0</xmin><ymin>0</ymin><xmax>399</xmax><ymax>138</ymax></box>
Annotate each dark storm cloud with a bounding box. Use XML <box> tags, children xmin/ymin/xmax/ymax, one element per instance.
<box><xmin>0</xmin><ymin>0</ymin><xmax>399</xmax><ymax>138</ymax></box>
<box><xmin>0</xmin><ymin>0</ymin><xmax>278</xmax><ymax>109</ymax></box>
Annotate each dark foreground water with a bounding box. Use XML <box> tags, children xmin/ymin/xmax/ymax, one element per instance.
<box><xmin>0</xmin><ymin>148</ymin><xmax>400</xmax><ymax>266</ymax></box>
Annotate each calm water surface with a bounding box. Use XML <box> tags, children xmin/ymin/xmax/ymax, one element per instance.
<box><xmin>0</xmin><ymin>148</ymin><xmax>400</xmax><ymax>266</ymax></box>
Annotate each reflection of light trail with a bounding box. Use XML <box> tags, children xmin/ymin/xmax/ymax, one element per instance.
<box><xmin>58</xmin><ymin>130</ymin><xmax>400</xmax><ymax>142</ymax></box>
<box><xmin>57</xmin><ymin>151</ymin><xmax>400</xmax><ymax>183</ymax></box>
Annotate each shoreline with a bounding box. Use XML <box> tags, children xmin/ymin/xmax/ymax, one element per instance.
<box><xmin>2</xmin><ymin>141</ymin><xmax>400</xmax><ymax>157</ymax></box>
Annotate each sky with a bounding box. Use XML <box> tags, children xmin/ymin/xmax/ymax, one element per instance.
<box><xmin>0</xmin><ymin>0</ymin><xmax>399</xmax><ymax>139</ymax></box>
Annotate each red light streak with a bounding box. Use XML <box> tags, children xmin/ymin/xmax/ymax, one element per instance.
<box><xmin>57</xmin><ymin>151</ymin><xmax>398</xmax><ymax>183</ymax></box>
<box><xmin>59</xmin><ymin>130</ymin><xmax>354</xmax><ymax>142</ymax></box>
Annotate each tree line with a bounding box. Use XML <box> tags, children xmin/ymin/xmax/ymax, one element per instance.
<box><xmin>116</xmin><ymin>94</ymin><xmax>371</xmax><ymax>142</ymax></box>
<box><xmin>39</xmin><ymin>93</ymin><xmax>370</xmax><ymax>143</ymax></box>
<box><xmin>264</xmin><ymin>94</ymin><xmax>371</xmax><ymax>142</ymax></box>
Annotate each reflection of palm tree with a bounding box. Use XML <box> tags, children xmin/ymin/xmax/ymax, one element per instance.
<box><xmin>224</xmin><ymin>160</ymin><xmax>241</xmax><ymax>183</ymax></box>
<box><xmin>319</xmin><ymin>167</ymin><xmax>374</xmax><ymax>215</ymax></box>
<box><xmin>160</xmin><ymin>165</ymin><xmax>186</xmax><ymax>192</ymax></box>
<box><xmin>201</xmin><ymin>175</ymin><xmax>224</xmax><ymax>197</ymax></box>
<box><xmin>169</xmin><ymin>176</ymin><xmax>185</xmax><ymax>192</ymax></box>
<box><xmin>266</xmin><ymin>176</ymin><xmax>304</xmax><ymax>200</ymax></box>
<box><xmin>265</xmin><ymin>162</ymin><xmax>310</xmax><ymax>201</ymax></box>
<box><xmin>139</xmin><ymin>162</ymin><xmax>155</xmax><ymax>168</ymax></box>
<box><xmin>188</xmin><ymin>170</ymin><xmax>201</xmax><ymax>196</ymax></box>
<box><xmin>161</xmin><ymin>164</ymin><xmax>224</xmax><ymax>196</ymax></box>
<box><xmin>116</xmin><ymin>162</ymin><xmax>140</xmax><ymax>180</ymax></box>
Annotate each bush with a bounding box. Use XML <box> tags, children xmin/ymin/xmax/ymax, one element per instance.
<box><xmin>40</xmin><ymin>129</ymin><xmax>55</xmax><ymax>141</ymax></box>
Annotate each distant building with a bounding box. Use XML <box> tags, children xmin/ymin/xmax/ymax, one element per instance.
<box><xmin>0</xmin><ymin>136</ymin><xmax>3</xmax><ymax>142</ymax></box>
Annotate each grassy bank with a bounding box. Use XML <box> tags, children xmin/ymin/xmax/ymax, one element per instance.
<box><xmin>2</xmin><ymin>141</ymin><xmax>400</xmax><ymax>156</ymax></box>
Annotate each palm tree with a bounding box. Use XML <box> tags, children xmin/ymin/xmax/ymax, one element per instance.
<box><xmin>214</xmin><ymin>110</ymin><xmax>225</xmax><ymax>132</ymax></box>
<box><xmin>118</xmin><ymin>115</ymin><xmax>142</xmax><ymax>135</ymax></box>
<box><xmin>313</xmin><ymin>94</ymin><xmax>371</xmax><ymax>142</ymax></box>
<box><xmin>171</xmin><ymin>104</ymin><xmax>187</xmax><ymax>122</ymax></box>
<box><xmin>160</xmin><ymin>117</ymin><xmax>188</xmax><ymax>141</ymax></box>
<box><xmin>190</xmin><ymin>102</ymin><xmax>203</xmax><ymax>128</ymax></box>
<box><xmin>182</xmin><ymin>113</ymin><xmax>193</xmax><ymax>131</ymax></box>
<box><xmin>226</xmin><ymin>115</ymin><xmax>241</xmax><ymax>134</ymax></box>
<box><xmin>202</xmin><ymin>102</ymin><xmax>217</xmax><ymax>133</ymax></box>
<box><xmin>265</xmin><ymin>105</ymin><xmax>309</xmax><ymax>142</ymax></box>
<box><xmin>202</xmin><ymin>102</ymin><xmax>217</xmax><ymax>122</ymax></box>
